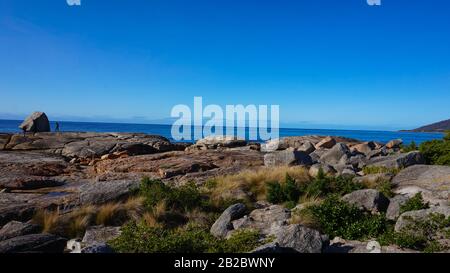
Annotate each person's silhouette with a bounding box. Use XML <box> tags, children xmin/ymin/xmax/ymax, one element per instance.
<box><xmin>55</xmin><ymin>122</ymin><xmax>60</xmax><ymax>132</ymax></box>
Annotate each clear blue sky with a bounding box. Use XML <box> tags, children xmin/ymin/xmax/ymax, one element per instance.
<box><xmin>1</xmin><ymin>0</ymin><xmax>449</xmax><ymax>130</ymax></box>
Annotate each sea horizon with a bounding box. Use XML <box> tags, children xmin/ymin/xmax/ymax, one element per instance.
<box><xmin>0</xmin><ymin>119</ymin><xmax>444</xmax><ymax>145</ymax></box>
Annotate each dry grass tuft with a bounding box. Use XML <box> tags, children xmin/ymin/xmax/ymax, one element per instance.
<box><xmin>209</xmin><ymin>166</ymin><xmax>310</xmax><ymax>204</ymax></box>
<box><xmin>33</xmin><ymin>209</ymin><xmax>60</xmax><ymax>233</ymax></box>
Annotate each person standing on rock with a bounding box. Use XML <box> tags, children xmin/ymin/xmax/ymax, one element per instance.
<box><xmin>55</xmin><ymin>122</ymin><xmax>60</xmax><ymax>132</ymax></box>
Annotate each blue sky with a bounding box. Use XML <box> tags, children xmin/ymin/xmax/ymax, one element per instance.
<box><xmin>0</xmin><ymin>0</ymin><xmax>449</xmax><ymax>130</ymax></box>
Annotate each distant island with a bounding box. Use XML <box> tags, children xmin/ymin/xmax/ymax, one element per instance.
<box><xmin>403</xmin><ymin>118</ymin><xmax>450</xmax><ymax>132</ymax></box>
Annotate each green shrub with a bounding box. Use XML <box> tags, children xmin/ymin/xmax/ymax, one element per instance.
<box><xmin>399</xmin><ymin>193</ymin><xmax>429</xmax><ymax>214</ymax></box>
<box><xmin>217</xmin><ymin>229</ymin><xmax>263</xmax><ymax>253</ymax></box>
<box><xmin>419</xmin><ymin>132</ymin><xmax>450</xmax><ymax>166</ymax></box>
<box><xmin>307</xmin><ymin>195</ymin><xmax>388</xmax><ymax>240</ymax></box>
<box><xmin>110</xmin><ymin>222</ymin><xmax>263</xmax><ymax>253</ymax></box>
<box><xmin>139</xmin><ymin>178</ymin><xmax>204</xmax><ymax>212</ymax></box>
<box><xmin>376</xmin><ymin>180</ymin><xmax>394</xmax><ymax>198</ymax></box>
<box><xmin>302</xmin><ymin>170</ymin><xmax>363</xmax><ymax>198</ymax></box>
<box><xmin>378</xmin><ymin>213</ymin><xmax>450</xmax><ymax>252</ymax></box>
<box><xmin>401</xmin><ymin>141</ymin><xmax>417</xmax><ymax>153</ymax></box>
<box><xmin>266</xmin><ymin>175</ymin><xmax>301</xmax><ymax>204</ymax></box>
<box><xmin>110</xmin><ymin>222</ymin><xmax>218</xmax><ymax>253</ymax></box>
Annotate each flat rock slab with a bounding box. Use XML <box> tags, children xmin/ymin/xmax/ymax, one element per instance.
<box><xmin>392</xmin><ymin>165</ymin><xmax>450</xmax><ymax>204</ymax></box>
<box><xmin>0</xmin><ymin>233</ymin><xmax>66</xmax><ymax>253</ymax></box>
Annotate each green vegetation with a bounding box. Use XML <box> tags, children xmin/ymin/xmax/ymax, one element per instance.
<box><xmin>362</xmin><ymin>166</ymin><xmax>400</xmax><ymax>175</ymax></box>
<box><xmin>110</xmin><ymin>222</ymin><xmax>264</xmax><ymax>253</ymax></box>
<box><xmin>266</xmin><ymin>174</ymin><xmax>301</xmax><ymax>204</ymax></box>
<box><xmin>399</xmin><ymin>193</ymin><xmax>429</xmax><ymax>214</ymax></box>
<box><xmin>305</xmin><ymin>195</ymin><xmax>388</xmax><ymax>240</ymax></box>
<box><xmin>375</xmin><ymin>179</ymin><xmax>394</xmax><ymax>198</ymax></box>
<box><xmin>401</xmin><ymin>141</ymin><xmax>418</xmax><ymax>153</ymax></box>
<box><xmin>378</xmin><ymin>213</ymin><xmax>450</xmax><ymax>252</ymax></box>
<box><xmin>266</xmin><ymin>169</ymin><xmax>363</xmax><ymax>207</ymax></box>
<box><xmin>419</xmin><ymin>131</ymin><xmax>450</xmax><ymax>166</ymax></box>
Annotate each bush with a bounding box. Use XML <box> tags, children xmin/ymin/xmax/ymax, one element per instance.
<box><xmin>379</xmin><ymin>213</ymin><xmax>450</xmax><ymax>252</ymax></box>
<box><xmin>302</xmin><ymin>169</ymin><xmax>363</xmax><ymax>198</ymax></box>
<box><xmin>139</xmin><ymin>178</ymin><xmax>204</xmax><ymax>212</ymax></box>
<box><xmin>110</xmin><ymin>222</ymin><xmax>263</xmax><ymax>253</ymax></box>
<box><xmin>399</xmin><ymin>193</ymin><xmax>429</xmax><ymax>214</ymax></box>
<box><xmin>266</xmin><ymin>175</ymin><xmax>301</xmax><ymax>204</ymax></box>
<box><xmin>401</xmin><ymin>141</ymin><xmax>417</xmax><ymax>153</ymax></box>
<box><xmin>307</xmin><ymin>195</ymin><xmax>388</xmax><ymax>240</ymax></box>
<box><xmin>419</xmin><ymin>132</ymin><xmax>450</xmax><ymax>166</ymax></box>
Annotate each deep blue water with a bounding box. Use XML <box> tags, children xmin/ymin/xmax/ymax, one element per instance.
<box><xmin>0</xmin><ymin>119</ymin><xmax>444</xmax><ymax>145</ymax></box>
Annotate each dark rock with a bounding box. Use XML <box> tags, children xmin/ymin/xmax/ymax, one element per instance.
<box><xmin>231</xmin><ymin>205</ymin><xmax>290</xmax><ymax>236</ymax></box>
<box><xmin>319</xmin><ymin>143</ymin><xmax>350</xmax><ymax>165</ymax></box>
<box><xmin>210</xmin><ymin>203</ymin><xmax>247</xmax><ymax>238</ymax></box>
<box><xmin>79</xmin><ymin>180</ymin><xmax>140</xmax><ymax>205</ymax></box>
<box><xmin>368</xmin><ymin>151</ymin><xmax>424</xmax><ymax>170</ymax></box>
<box><xmin>19</xmin><ymin>112</ymin><xmax>50</xmax><ymax>133</ymax></box>
<box><xmin>81</xmin><ymin>243</ymin><xmax>114</xmax><ymax>253</ymax></box>
<box><xmin>342</xmin><ymin>189</ymin><xmax>390</xmax><ymax>213</ymax></box>
<box><xmin>0</xmin><ymin>233</ymin><xmax>66</xmax><ymax>253</ymax></box>
<box><xmin>0</xmin><ymin>221</ymin><xmax>40</xmax><ymax>241</ymax></box>
<box><xmin>386</xmin><ymin>195</ymin><xmax>409</xmax><ymax>220</ymax></box>
<box><xmin>82</xmin><ymin>226</ymin><xmax>121</xmax><ymax>245</ymax></box>
<box><xmin>274</xmin><ymin>224</ymin><xmax>324</xmax><ymax>253</ymax></box>
<box><xmin>264</xmin><ymin>149</ymin><xmax>313</xmax><ymax>167</ymax></box>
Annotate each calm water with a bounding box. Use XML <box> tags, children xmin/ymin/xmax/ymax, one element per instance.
<box><xmin>0</xmin><ymin>119</ymin><xmax>444</xmax><ymax>145</ymax></box>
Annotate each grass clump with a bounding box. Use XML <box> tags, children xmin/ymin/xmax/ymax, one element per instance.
<box><xmin>363</xmin><ymin>166</ymin><xmax>400</xmax><ymax>175</ymax></box>
<box><xmin>208</xmin><ymin>166</ymin><xmax>309</xmax><ymax>204</ymax></box>
<box><xmin>399</xmin><ymin>193</ymin><xmax>429</xmax><ymax>214</ymax></box>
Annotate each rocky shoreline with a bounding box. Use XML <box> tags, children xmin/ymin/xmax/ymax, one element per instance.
<box><xmin>0</xmin><ymin>131</ymin><xmax>449</xmax><ymax>253</ymax></box>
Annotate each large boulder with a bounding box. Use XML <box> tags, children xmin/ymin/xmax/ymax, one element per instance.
<box><xmin>264</xmin><ymin>150</ymin><xmax>313</xmax><ymax>167</ymax></box>
<box><xmin>386</xmin><ymin>139</ymin><xmax>403</xmax><ymax>149</ymax></box>
<box><xmin>395</xmin><ymin>206</ymin><xmax>450</xmax><ymax>232</ymax></box>
<box><xmin>273</xmin><ymin>224</ymin><xmax>325</xmax><ymax>253</ymax></box>
<box><xmin>0</xmin><ymin>233</ymin><xmax>66</xmax><ymax>253</ymax></box>
<box><xmin>391</xmin><ymin>165</ymin><xmax>450</xmax><ymax>204</ymax></box>
<box><xmin>210</xmin><ymin>203</ymin><xmax>247</xmax><ymax>238</ymax></box>
<box><xmin>319</xmin><ymin>143</ymin><xmax>350</xmax><ymax>165</ymax></box>
<box><xmin>308</xmin><ymin>164</ymin><xmax>336</xmax><ymax>177</ymax></box>
<box><xmin>19</xmin><ymin>112</ymin><xmax>50</xmax><ymax>133</ymax></box>
<box><xmin>232</xmin><ymin>205</ymin><xmax>291</xmax><ymax>236</ymax></box>
<box><xmin>351</xmin><ymin>142</ymin><xmax>376</xmax><ymax>155</ymax></box>
<box><xmin>315</xmin><ymin>137</ymin><xmax>336</xmax><ymax>149</ymax></box>
<box><xmin>367</xmin><ymin>151</ymin><xmax>424</xmax><ymax>170</ymax></box>
<box><xmin>82</xmin><ymin>226</ymin><xmax>121</xmax><ymax>245</ymax></box>
<box><xmin>192</xmin><ymin>136</ymin><xmax>247</xmax><ymax>150</ymax></box>
<box><xmin>0</xmin><ymin>221</ymin><xmax>40</xmax><ymax>241</ymax></box>
<box><xmin>342</xmin><ymin>189</ymin><xmax>390</xmax><ymax>213</ymax></box>
<box><xmin>386</xmin><ymin>195</ymin><xmax>409</xmax><ymax>220</ymax></box>
<box><xmin>79</xmin><ymin>180</ymin><xmax>140</xmax><ymax>205</ymax></box>
<box><xmin>298</xmin><ymin>141</ymin><xmax>316</xmax><ymax>154</ymax></box>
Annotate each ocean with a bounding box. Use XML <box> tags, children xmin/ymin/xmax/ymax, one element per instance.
<box><xmin>0</xmin><ymin>119</ymin><xmax>444</xmax><ymax>145</ymax></box>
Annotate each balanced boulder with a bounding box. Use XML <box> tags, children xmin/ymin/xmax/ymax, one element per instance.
<box><xmin>19</xmin><ymin>112</ymin><xmax>50</xmax><ymax>133</ymax></box>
